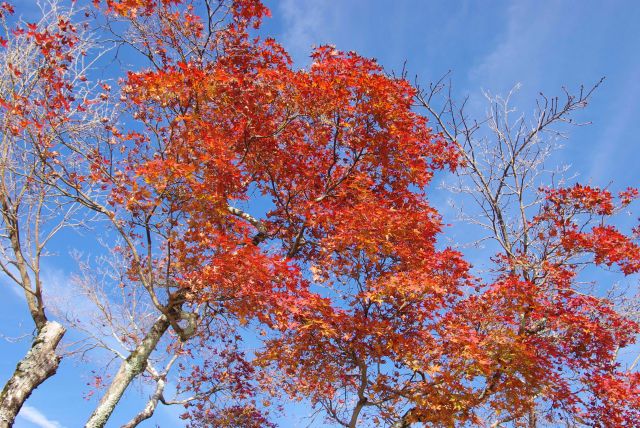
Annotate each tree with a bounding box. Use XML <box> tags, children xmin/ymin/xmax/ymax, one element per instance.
<box><xmin>0</xmin><ymin>2</ymin><xmax>106</xmax><ymax>424</ymax></box>
<box><xmin>79</xmin><ymin>2</ymin><xmax>460</xmax><ymax>426</ymax></box>
<box><xmin>258</xmin><ymin>82</ymin><xmax>640</xmax><ymax>426</ymax></box>
<box><xmin>258</xmin><ymin>79</ymin><xmax>640</xmax><ymax>427</ymax></box>
<box><xmin>410</xmin><ymin>78</ymin><xmax>640</xmax><ymax>426</ymax></box>
<box><xmin>0</xmin><ymin>1</ymin><xmax>638</xmax><ymax>427</ymax></box>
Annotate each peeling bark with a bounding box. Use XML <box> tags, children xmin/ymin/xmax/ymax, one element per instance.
<box><xmin>0</xmin><ymin>321</ymin><xmax>65</xmax><ymax>428</ymax></box>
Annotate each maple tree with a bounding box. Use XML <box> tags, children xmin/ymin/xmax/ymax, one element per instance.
<box><xmin>254</xmin><ymin>80</ymin><xmax>640</xmax><ymax>425</ymax></box>
<box><xmin>0</xmin><ymin>1</ymin><xmax>638</xmax><ymax>427</ymax></box>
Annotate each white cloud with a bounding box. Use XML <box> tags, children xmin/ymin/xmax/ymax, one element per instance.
<box><xmin>278</xmin><ymin>0</ymin><xmax>322</xmax><ymax>56</ymax></box>
<box><xmin>5</xmin><ymin>281</ymin><xmax>27</xmax><ymax>301</ymax></box>
<box><xmin>588</xmin><ymin>64</ymin><xmax>640</xmax><ymax>183</ymax></box>
<box><xmin>469</xmin><ymin>2</ymin><xmax>562</xmax><ymax>91</ymax></box>
<box><xmin>19</xmin><ymin>406</ymin><xmax>65</xmax><ymax>428</ymax></box>
<box><xmin>277</xmin><ymin>0</ymin><xmax>338</xmax><ymax>66</ymax></box>
<box><xmin>0</xmin><ymin>266</ymin><xmax>27</xmax><ymax>301</ymax></box>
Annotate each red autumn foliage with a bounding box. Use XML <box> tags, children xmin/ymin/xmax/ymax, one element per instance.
<box><xmin>1</xmin><ymin>0</ymin><xmax>638</xmax><ymax>426</ymax></box>
<box><xmin>84</xmin><ymin>1</ymin><xmax>640</xmax><ymax>425</ymax></box>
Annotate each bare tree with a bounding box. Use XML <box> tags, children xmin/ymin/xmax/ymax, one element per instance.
<box><xmin>407</xmin><ymin>75</ymin><xmax>639</xmax><ymax>427</ymax></box>
<box><xmin>0</xmin><ymin>1</ymin><xmax>106</xmax><ymax>424</ymax></box>
<box><xmin>51</xmin><ymin>249</ymin><xmax>193</xmax><ymax>428</ymax></box>
<box><xmin>415</xmin><ymin>76</ymin><xmax>603</xmax><ymax>264</ymax></box>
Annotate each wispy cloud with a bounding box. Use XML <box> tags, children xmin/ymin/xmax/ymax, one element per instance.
<box><xmin>469</xmin><ymin>1</ymin><xmax>564</xmax><ymax>95</ymax></box>
<box><xmin>0</xmin><ymin>263</ymin><xmax>27</xmax><ymax>301</ymax></box>
<box><xmin>19</xmin><ymin>405</ymin><xmax>65</xmax><ymax>428</ymax></box>
<box><xmin>588</xmin><ymin>63</ymin><xmax>640</xmax><ymax>183</ymax></box>
<box><xmin>467</xmin><ymin>0</ymin><xmax>640</xmax><ymax>189</ymax></box>
<box><xmin>4</xmin><ymin>280</ymin><xmax>26</xmax><ymax>301</ymax></box>
<box><xmin>277</xmin><ymin>0</ymin><xmax>336</xmax><ymax>66</ymax></box>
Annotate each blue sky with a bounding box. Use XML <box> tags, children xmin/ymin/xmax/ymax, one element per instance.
<box><xmin>1</xmin><ymin>1</ymin><xmax>639</xmax><ymax>427</ymax></box>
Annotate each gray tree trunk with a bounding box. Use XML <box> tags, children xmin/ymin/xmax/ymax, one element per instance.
<box><xmin>0</xmin><ymin>321</ymin><xmax>65</xmax><ymax>428</ymax></box>
<box><xmin>84</xmin><ymin>315</ymin><xmax>170</xmax><ymax>428</ymax></box>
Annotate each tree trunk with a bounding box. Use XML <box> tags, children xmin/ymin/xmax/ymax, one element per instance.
<box><xmin>84</xmin><ymin>315</ymin><xmax>170</xmax><ymax>428</ymax></box>
<box><xmin>0</xmin><ymin>321</ymin><xmax>65</xmax><ymax>428</ymax></box>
